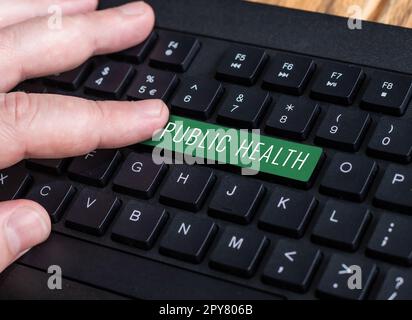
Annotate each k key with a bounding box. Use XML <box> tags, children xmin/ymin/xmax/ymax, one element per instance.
<box><xmin>0</xmin><ymin>164</ymin><xmax>31</xmax><ymax>201</ymax></box>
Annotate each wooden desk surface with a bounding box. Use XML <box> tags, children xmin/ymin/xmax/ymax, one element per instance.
<box><xmin>250</xmin><ymin>0</ymin><xmax>412</xmax><ymax>28</ymax></box>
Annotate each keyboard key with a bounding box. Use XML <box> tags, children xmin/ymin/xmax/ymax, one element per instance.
<box><xmin>262</xmin><ymin>54</ymin><xmax>315</xmax><ymax>95</ymax></box>
<box><xmin>316</xmin><ymin>255</ymin><xmax>377</xmax><ymax>300</ymax></box>
<box><xmin>12</xmin><ymin>81</ymin><xmax>46</xmax><ymax>93</ymax></box>
<box><xmin>65</xmin><ymin>188</ymin><xmax>121</xmax><ymax>236</ymax></box>
<box><xmin>217</xmin><ymin>88</ymin><xmax>271</xmax><ymax>128</ymax></box>
<box><xmin>311</xmin><ymin>200</ymin><xmax>371</xmax><ymax>251</ymax></box>
<box><xmin>150</xmin><ymin>34</ymin><xmax>200</xmax><ymax>72</ymax></box>
<box><xmin>68</xmin><ymin>150</ymin><xmax>121</xmax><ymax>187</ymax></box>
<box><xmin>216</xmin><ymin>46</ymin><xmax>267</xmax><ymax>85</ymax></box>
<box><xmin>319</xmin><ymin>153</ymin><xmax>378</xmax><ymax>202</ymax></box>
<box><xmin>366</xmin><ymin>213</ymin><xmax>412</xmax><ymax>266</ymax></box>
<box><xmin>26</xmin><ymin>158</ymin><xmax>68</xmax><ymax>175</ymax></box>
<box><xmin>0</xmin><ymin>164</ymin><xmax>31</xmax><ymax>201</ymax></box>
<box><xmin>208</xmin><ymin>176</ymin><xmax>265</xmax><ymax>224</ymax></box>
<box><xmin>159</xmin><ymin>214</ymin><xmax>217</xmax><ymax>263</ymax></box>
<box><xmin>159</xmin><ymin>166</ymin><xmax>215</xmax><ymax>211</ymax></box>
<box><xmin>46</xmin><ymin>62</ymin><xmax>92</xmax><ymax>90</ymax></box>
<box><xmin>367</xmin><ymin>118</ymin><xmax>412</xmax><ymax>163</ymax></box>
<box><xmin>126</xmin><ymin>67</ymin><xmax>178</xmax><ymax>101</ymax></box>
<box><xmin>26</xmin><ymin>182</ymin><xmax>76</xmax><ymax>223</ymax></box>
<box><xmin>113</xmin><ymin>152</ymin><xmax>167</xmax><ymax>199</ymax></box>
<box><xmin>373</xmin><ymin>165</ymin><xmax>412</xmax><ymax>214</ymax></box>
<box><xmin>376</xmin><ymin>269</ymin><xmax>412</xmax><ymax>300</ymax></box>
<box><xmin>170</xmin><ymin>77</ymin><xmax>223</xmax><ymax>119</ymax></box>
<box><xmin>315</xmin><ymin>106</ymin><xmax>371</xmax><ymax>151</ymax></box>
<box><xmin>311</xmin><ymin>64</ymin><xmax>364</xmax><ymax>105</ymax></box>
<box><xmin>210</xmin><ymin>227</ymin><xmax>269</xmax><ymax>277</ymax></box>
<box><xmin>265</xmin><ymin>95</ymin><xmax>320</xmax><ymax>140</ymax></box>
<box><xmin>84</xmin><ymin>62</ymin><xmax>134</xmax><ymax>99</ymax></box>
<box><xmin>114</xmin><ymin>31</ymin><xmax>158</xmax><ymax>64</ymax></box>
<box><xmin>111</xmin><ymin>201</ymin><xmax>168</xmax><ymax>249</ymax></box>
<box><xmin>262</xmin><ymin>240</ymin><xmax>322</xmax><ymax>293</ymax></box>
<box><xmin>258</xmin><ymin>188</ymin><xmax>317</xmax><ymax>238</ymax></box>
<box><xmin>361</xmin><ymin>72</ymin><xmax>412</xmax><ymax>115</ymax></box>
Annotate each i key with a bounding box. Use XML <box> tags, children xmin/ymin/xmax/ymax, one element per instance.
<box><xmin>68</xmin><ymin>150</ymin><xmax>121</xmax><ymax>187</ymax></box>
<box><xmin>216</xmin><ymin>46</ymin><xmax>267</xmax><ymax>85</ymax></box>
<box><xmin>262</xmin><ymin>240</ymin><xmax>322</xmax><ymax>293</ymax></box>
<box><xmin>65</xmin><ymin>188</ymin><xmax>121</xmax><ymax>236</ymax></box>
<box><xmin>366</xmin><ymin>213</ymin><xmax>412</xmax><ymax>266</ymax></box>
<box><xmin>320</xmin><ymin>153</ymin><xmax>378</xmax><ymax>202</ymax></box>
<box><xmin>262</xmin><ymin>54</ymin><xmax>316</xmax><ymax>95</ymax></box>
<box><xmin>113</xmin><ymin>152</ymin><xmax>167</xmax><ymax>199</ymax></box>
<box><xmin>310</xmin><ymin>64</ymin><xmax>365</xmax><ymax>105</ymax></box>
<box><xmin>84</xmin><ymin>62</ymin><xmax>134</xmax><ymax>99</ymax></box>
<box><xmin>170</xmin><ymin>77</ymin><xmax>224</xmax><ymax>119</ymax></box>
<box><xmin>311</xmin><ymin>200</ymin><xmax>371</xmax><ymax>251</ymax></box>
<box><xmin>265</xmin><ymin>95</ymin><xmax>320</xmax><ymax>140</ymax></box>
<box><xmin>26</xmin><ymin>182</ymin><xmax>76</xmax><ymax>223</ymax></box>
<box><xmin>159</xmin><ymin>166</ymin><xmax>216</xmax><ymax>211</ymax></box>
<box><xmin>159</xmin><ymin>214</ymin><xmax>217</xmax><ymax>263</ymax></box>
<box><xmin>361</xmin><ymin>71</ymin><xmax>412</xmax><ymax>116</ymax></box>
<box><xmin>217</xmin><ymin>88</ymin><xmax>271</xmax><ymax>128</ymax></box>
<box><xmin>367</xmin><ymin>118</ymin><xmax>412</xmax><ymax>163</ymax></box>
<box><xmin>315</xmin><ymin>106</ymin><xmax>371</xmax><ymax>152</ymax></box>
<box><xmin>376</xmin><ymin>269</ymin><xmax>412</xmax><ymax>300</ymax></box>
<box><xmin>112</xmin><ymin>201</ymin><xmax>168</xmax><ymax>250</ymax></box>
<box><xmin>0</xmin><ymin>164</ymin><xmax>31</xmax><ymax>201</ymax></box>
<box><xmin>208</xmin><ymin>176</ymin><xmax>265</xmax><ymax>224</ymax></box>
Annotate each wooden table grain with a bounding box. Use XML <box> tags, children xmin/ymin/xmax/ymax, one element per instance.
<box><xmin>250</xmin><ymin>0</ymin><xmax>412</xmax><ymax>28</ymax></box>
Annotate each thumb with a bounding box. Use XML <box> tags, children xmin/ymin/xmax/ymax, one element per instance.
<box><xmin>0</xmin><ymin>199</ymin><xmax>51</xmax><ymax>272</ymax></box>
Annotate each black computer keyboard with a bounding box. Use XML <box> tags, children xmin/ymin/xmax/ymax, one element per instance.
<box><xmin>2</xmin><ymin>0</ymin><xmax>412</xmax><ymax>300</ymax></box>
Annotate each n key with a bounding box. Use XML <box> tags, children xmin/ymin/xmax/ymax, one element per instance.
<box><xmin>0</xmin><ymin>164</ymin><xmax>31</xmax><ymax>201</ymax></box>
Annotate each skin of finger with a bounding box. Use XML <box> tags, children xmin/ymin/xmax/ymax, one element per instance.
<box><xmin>0</xmin><ymin>199</ymin><xmax>51</xmax><ymax>273</ymax></box>
<box><xmin>0</xmin><ymin>93</ymin><xmax>169</xmax><ymax>169</ymax></box>
<box><xmin>0</xmin><ymin>0</ymin><xmax>98</xmax><ymax>29</ymax></box>
<box><xmin>0</xmin><ymin>1</ymin><xmax>154</xmax><ymax>92</ymax></box>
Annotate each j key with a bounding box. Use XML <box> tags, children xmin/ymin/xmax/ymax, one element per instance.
<box><xmin>114</xmin><ymin>31</ymin><xmax>158</xmax><ymax>64</ymax></box>
<box><xmin>316</xmin><ymin>255</ymin><xmax>377</xmax><ymax>300</ymax></box>
<box><xmin>26</xmin><ymin>182</ymin><xmax>75</xmax><ymax>223</ymax></box>
<box><xmin>367</xmin><ymin>118</ymin><xmax>412</xmax><ymax>163</ymax></box>
<box><xmin>217</xmin><ymin>88</ymin><xmax>271</xmax><ymax>128</ymax></box>
<box><xmin>209</xmin><ymin>227</ymin><xmax>269</xmax><ymax>278</ymax></box>
<box><xmin>361</xmin><ymin>72</ymin><xmax>412</xmax><ymax>115</ymax></box>
<box><xmin>159</xmin><ymin>214</ymin><xmax>217</xmax><ymax>263</ymax></box>
<box><xmin>126</xmin><ymin>67</ymin><xmax>178</xmax><ymax>101</ymax></box>
<box><xmin>311</xmin><ymin>200</ymin><xmax>371</xmax><ymax>251</ymax></box>
<box><xmin>262</xmin><ymin>54</ymin><xmax>316</xmax><ymax>95</ymax></box>
<box><xmin>265</xmin><ymin>95</ymin><xmax>320</xmax><ymax>140</ymax></box>
<box><xmin>0</xmin><ymin>164</ymin><xmax>31</xmax><ymax>201</ymax></box>
<box><xmin>46</xmin><ymin>62</ymin><xmax>92</xmax><ymax>90</ymax></box>
<box><xmin>159</xmin><ymin>166</ymin><xmax>215</xmax><ymax>211</ymax></box>
<box><xmin>65</xmin><ymin>188</ymin><xmax>121</xmax><ymax>236</ymax></box>
<box><xmin>208</xmin><ymin>176</ymin><xmax>265</xmax><ymax>224</ymax></box>
<box><xmin>373</xmin><ymin>165</ymin><xmax>412</xmax><ymax>214</ymax></box>
<box><xmin>170</xmin><ymin>77</ymin><xmax>224</xmax><ymax>119</ymax></box>
<box><xmin>68</xmin><ymin>150</ymin><xmax>121</xmax><ymax>187</ymax></box>
<box><xmin>315</xmin><ymin>106</ymin><xmax>371</xmax><ymax>152</ymax></box>
<box><xmin>84</xmin><ymin>62</ymin><xmax>134</xmax><ymax>99</ymax></box>
<box><xmin>150</xmin><ymin>34</ymin><xmax>200</xmax><ymax>72</ymax></box>
<box><xmin>113</xmin><ymin>152</ymin><xmax>167</xmax><ymax>199</ymax></box>
<box><xmin>258</xmin><ymin>188</ymin><xmax>317</xmax><ymax>238</ymax></box>
<box><xmin>311</xmin><ymin>64</ymin><xmax>365</xmax><ymax>105</ymax></box>
<box><xmin>366</xmin><ymin>213</ymin><xmax>412</xmax><ymax>266</ymax></box>
<box><xmin>262</xmin><ymin>240</ymin><xmax>322</xmax><ymax>293</ymax></box>
<box><xmin>111</xmin><ymin>201</ymin><xmax>168</xmax><ymax>250</ymax></box>
<box><xmin>26</xmin><ymin>158</ymin><xmax>68</xmax><ymax>175</ymax></box>
<box><xmin>320</xmin><ymin>153</ymin><xmax>378</xmax><ymax>202</ymax></box>
<box><xmin>376</xmin><ymin>269</ymin><xmax>412</xmax><ymax>300</ymax></box>
<box><xmin>216</xmin><ymin>46</ymin><xmax>267</xmax><ymax>85</ymax></box>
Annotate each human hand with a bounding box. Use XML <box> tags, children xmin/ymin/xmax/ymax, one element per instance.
<box><xmin>0</xmin><ymin>0</ymin><xmax>168</xmax><ymax>272</ymax></box>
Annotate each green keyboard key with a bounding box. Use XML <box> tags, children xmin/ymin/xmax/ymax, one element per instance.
<box><xmin>142</xmin><ymin>116</ymin><xmax>323</xmax><ymax>185</ymax></box>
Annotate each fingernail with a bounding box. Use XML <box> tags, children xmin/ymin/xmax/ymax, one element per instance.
<box><xmin>139</xmin><ymin>100</ymin><xmax>166</xmax><ymax>117</ymax></box>
<box><xmin>5</xmin><ymin>207</ymin><xmax>49</xmax><ymax>255</ymax></box>
<box><xmin>119</xmin><ymin>1</ymin><xmax>148</xmax><ymax>16</ymax></box>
